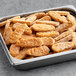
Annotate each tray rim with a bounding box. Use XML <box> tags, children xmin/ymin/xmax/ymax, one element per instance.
<box><xmin>0</xmin><ymin>5</ymin><xmax>76</xmax><ymax>66</ymax></box>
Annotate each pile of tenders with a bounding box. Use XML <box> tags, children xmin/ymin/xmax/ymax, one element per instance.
<box><xmin>0</xmin><ymin>10</ymin><xmax>76</xmax><ymax>60</ymax></box>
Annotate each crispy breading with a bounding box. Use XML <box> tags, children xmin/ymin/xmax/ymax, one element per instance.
<box><xmin>55</xmin><ymin>30</ymin><xmax>72</xmax><ymax>41</ymax></box>
<box><xmin>10</xmin><ymin>24</ymin><xmax>27</xmax><ymax>43</ymax></box>
<box><xmin>35</xmin><ymin>12</ymin><xmax>46</xmax><ymax>19</ymax></box>
<box><xmin>9</xmin><ymin>44</ymin><xmax>20</xmax><ymax>57</ymax></box>
<box><xmin>36</xmin><ymin>20</ymin><xmax>60</xmax><ymax>26</ymax></box>
<box><xmin>13</xmin><ymin>23</ymin><xmax>32</xmax><ymax>35</ymax></box>
<box><xmin>56</xmin><ymin>34</ymin><xmax>72</xmax><ymax>43</ymax></box>
<box><xmin>31</xmin><ymin>24</ymin><xmax>55</xmax><ymax>32</ymax></box>
<box><xmin>72</xmin><ymin>32</ymin><xmax>76</xmax><ymax>48</ymax></box>
<box><xmin>55</xmin><ymin>23</ymin><xmax>73</xmax><ymax>33</ymax></box>
<box><xmin>48</xmin><ymin>11</ymin><xmax>68</xmax><ymax>23</ymax></box>
<box><xmin>36</xmin><ymin>31</ymin><xmax>59</xmax><ymax>38</ymax></box>
<box><xmin>5</xmin><ymin>20</ymin><xmax>11</xmax><ymax>29</ymax></box>
<box><xmin>56</xmin><ymin>11</ymin><xmax>70</xmax><ymax>16</ymax></box>
<box><xmin>25</xmin><ymin>15</ymin><xmax>37</xmax><ymax>26</ymax></box>
<box><xmin>24</xmin><ymin>24</ymin><xmax>32</xmax><ymax>35</ymax></box>
<box><xmin>26</xmin><ymin>46</ymin><xmax>50</xmax><ymax>56</ymax></box>
<box><xmin>52</xmin><ymin>42</ymin><xmax>74</xmax><ymax>52</ymax></box>
<box><xmin>67</xmin><ymin>14</ymin><xmax>75</xmax><ymax>23</ymax></box>
<box><xmin>3</xmin><ymin>27</ymin><xmax>12</xmax><ymax>45</ymax></box>
<box><xmin>16</xmin><ymin>37</ymin><xmax>43</xmax><ymax>47</ymax></box>
<box><xmin>11</xmin><ymin>18</ymin><xmax>25</xmax><ymax>23</ymax></box>
<box><xmin>39</xmin><ymin>16</ymin><xmax>51</xmax><ymax>21</ymax></box>
<box><xmin>12</xmin><ymin>22</ymin><xmax>22</xmax><ymax>30</ymax></box>
<box><xmin>42</xmin><ymin>37</ymin><xmax>55</xmax><ymax>46</ymax></box>
<box><xmin>68</xmin><ymin>22</ymin><xmax>76</xmax><ymax>31</ymax></box>
<box><xmin>15</xmin><ymin>48</ymin><xmax>28</xmax><ymax>59</ymax></box>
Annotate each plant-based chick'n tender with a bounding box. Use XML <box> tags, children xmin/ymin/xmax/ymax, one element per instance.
<box><xmin>9</xmin><ymin>44</ymin><xmax>20</xmax><ymax>57</ymax></box>
<box><xmin>35</xmin><ymin>20</ymin><xmax>60</xmax><ymax>26</ymax></box>
<box><xmin>0</xmin><ymin>10</ymin><xmax>76</xmax><ymax>60</ymax></box>
<box><xmin>36</xmin><ymin>31</ymin><xmax>59</xmax><ymax>37</ymax></box>
<box><xmin>26</xmin><ymin>46</ymin><xmax>50</xmax><ymax>56</ymax></box>
<box><xmin>31</xmin><ymin>24</ymin><xmax>55</xmax><ymax>32</ymax></box>
<box><xmin>52</xmin><ymin>42</ymin><xmax>74</xmax><ymax>53</ymax></box>
<box><xmin>16</xmin><ymin>37</ymin><xmax>43</xmax><ymax>47</ymax></box>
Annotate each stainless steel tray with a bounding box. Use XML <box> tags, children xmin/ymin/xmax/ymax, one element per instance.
<box><xmin>0</xmin><ymin>5</ymin><xmax>76</xmax><ymax>70</ymax></box>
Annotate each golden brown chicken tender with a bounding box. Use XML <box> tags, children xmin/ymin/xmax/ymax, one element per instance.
<box><xmin>48</xmin><ymin>11</ymin><xmax>68</xmax><ymax>23</ymax></box>
<box><xmin>55</xmin><ymin>30</ymin><xmax>72</xmax><ymax>41</ymax></box>
<box><xmin>12</xmin><ymin>22</ymin><xmax>22</xmax><ymax>30</ymax></box>
<box><xmin>9</xmin><ymin>44</ymin><xmax>20</xmax><ymax>57</ymax></box>
<box><xmin>26</xmin><ymin>46</ymin><xmax>50</xmax><ymax>56</ymax></box>
<box><xmin>31</xmin><ymin>24</ymin><xmax>55</xmax><ymax>32</ymax></box>
<box><xmin>5</xmin><ymin>20</ymin><xmax>11</xmax><ymax>29</ymax></box>
<box><xmin>68</xmin><ymin>22</ymin><xmax>76</xmax><ymax>31</ymax></box>
<box><xmin>39</xmin><ymin>16</ymin><xmax>51</xmax><ymax>21</ymax></box>
<box><xmin>56</xmin><ymin>34</ymin><xmax>72</xmax><ymax>43</ymax></box>
<box><xmin>36</xmin><ymin>31</ymin><xmax>59</xmax><ymax>38</ymax></box>
<box><xmin>36</xmin><ymin>20</ymin><xmax>60</xmax><ymax>26</ymax></box>
<box><xmin>56</xmin><ymin>11</ymin><xmax>70</xmax><ymax>16</ymax></box>
<box><xmin>10</xmin><ymin>24</ymin><xmax>27</xmax><ymax>43</ymax></box>
<box><xmin>52</xmin><ymin>42</ymin><xmax>74</xmax><ymax>52</ymax></box>
<box><xmin>72</xmin><ymin>32</ymin><xmax>76</xmax><ymax>48</ymax></box>
<box><xmin>55</xmin><ymin>23</ymin><xmax>73</xmax><ymax>33</ymax></box>
<box><xmin>42</xmin><ymin>37</ymin><xmax>55</xmax><ymax>46</ymax></box>
<box><xmin>25</xmin><ymin>15</ymin><xmax>37</xmax><ymax>26</ymax></box>
<box><xmin>15</xmin><ymin>48</ymin><xmax>28</xmax><ymax>59</ymax></box>
<box><xmin>67</xmin><ymin>14</ymin><xmax>75</xmax><ymax>23</ymax></box>
<box><xmin>3</xmin><ymin>27</ymin><xmax>12</xmax><ymax>45</ymax></box>
<box><xmin>16</xmin><ymin>37</ymin><xmax>43</xmax><ymax>47</ymax></box>
<box><xmin>35</xmin><ymin>12</ymin><xmax>46</xmax><ymax>19</ymax></box>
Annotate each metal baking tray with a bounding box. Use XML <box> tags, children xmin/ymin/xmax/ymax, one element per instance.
<box><xmin>0</xmin><ymin>5</ymin><xmax>76</xmax><ymax>70</ymax></box>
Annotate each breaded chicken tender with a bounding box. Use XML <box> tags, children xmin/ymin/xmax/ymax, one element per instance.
<box><xmin>16</xmin><ymin>37</ymin><xmax>43</xmax><ymax>47</ymax></box>
<box><xmin>3</xmin><ymin>27</ymin><xmax>12</xmax><ymax>45</ymax></box>
<box><xmin>67</xmin><ymin>14</ymin><xmax>75</xmax><ymax>23</ymax></box>
<box><xmin>52</xmin><ymin>42</ymin><xmax>74</xmax><ymax>52</ymax></box>
<box><xmin>36</xmin><ymin>31</ymin><xmax>59</xmax><ymax>38</ymax></box>
<box><xmin>48</xmin><ymin>11</ymin><xmax>68</xmax><ymax>23</ymax></box>
<box><xmin>55</xmin><ymin>30</ymin><xmax>72</xmax><ymax>41</ymax></box>
<box><xmin>13</xmin><ymin>23</ymin><xmax>32</xmax><ymax>35</ymax></box>
<box><xmin>39</xmin><ymin>16</ymin><xmax>51</xmax><ymax>21</ymax></box>
<box><xmin>68</xmin><ymin>22</ymin><xmax>76</xmax><ymax>31</ymax></box>
<box><xmin>35</xmin><ymin>12</ymin><xmax>46</xmax><ymax>19</ymax></box>
<box><xmin>26</xmin><ymin>46</ymin><xmax>50</xmax><ymax>56</ymax></box>
<box><xmin>72</xmin><ymin>32</ymin><xmax>76</xmax><ymax>48</ymax></box>
<box><xmin>56</xmin><ymin>11</ymin><xmax>70</xmax><ymax>16</ymax></box>
<box><xmin>15</xmin><ymin>48</ymin><xmax>28</xmax><ymax>59</ymax></box>
<box><xmin>36</xmin><ymin>20</ymin><xmax>60</xmax><ymax>26</ymax></box>
<box><xmin>10</xmin><ymin>24</ymin><xmax>27</xmax><ymax>43</ymax></box>
<box><xmin>55</xmin><ymin>23</ymin><xmax>73</xmax><ymax>33</ymax></box>
<box><xmin>12</xmin><ymin>22</ymin><xmax>22</xmax><ymax>30</ymax></box>
<box><xmin>56</xmin><ymin>34</ymin><xmax>72</xmax><ymax>43</ymax></box>
<box><xmin>42</xmin><ymin>37</ymin><xmax>55</xmax><ymax>46</ymax></box>
<box><xmin>9</xmin><ymin>44</ymin><xmax>20</xmax><ymax>57</ymax></box>
<box><xmin>25</xmin><ymin>15</ymin><xmax>37</xmax><ymax>26</ymax></box>
<box><xmin>31</xmin><ymin>24</ymin><xmax>55</xmax><ymax>32</ymax></box>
